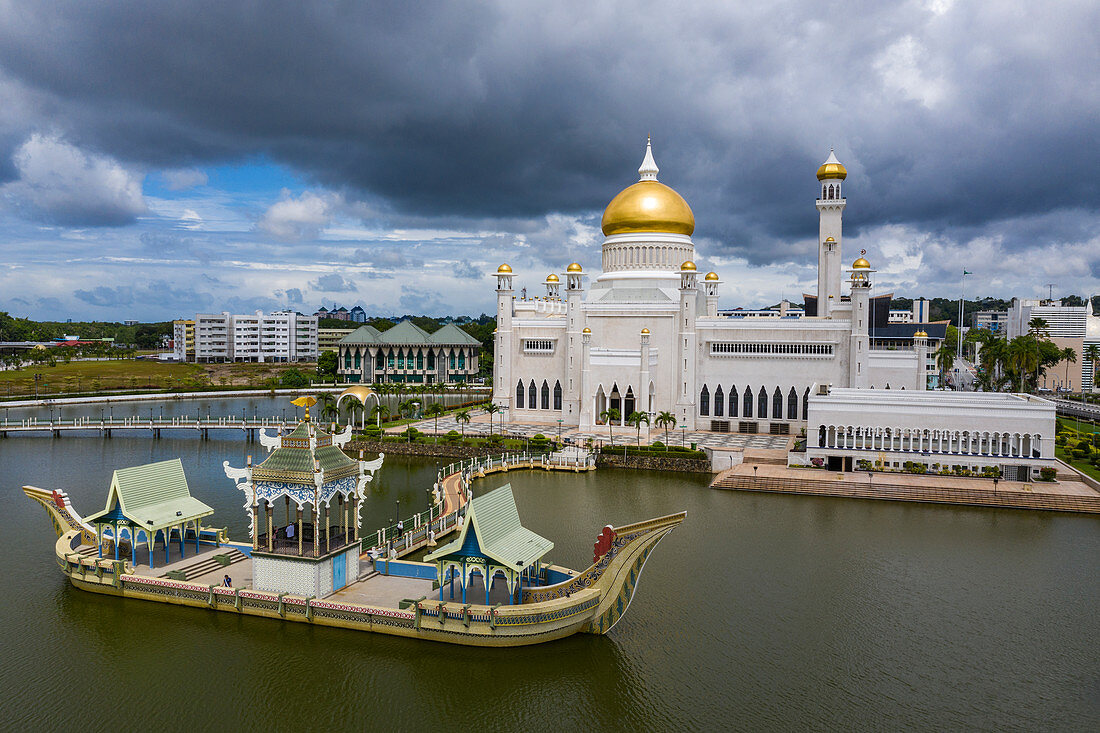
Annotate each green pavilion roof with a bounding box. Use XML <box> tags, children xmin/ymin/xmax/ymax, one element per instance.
<box><xmin>339</xmin><ymin>324</ymin><xmax>383</xmax><ymax>345</ymax></box>
<box><xmin>425</xmin><ymin>484</ymin><xmax>553</xmax><ymax>569</ymax></box>
<box><xmin>252</xmin><ymin>420</ymin><xmax>360</xmax><ymax>485</ymax></box>
<box><xmin>428</xmin><ymin>323</ymin><xmax>482</xmax><ymax>346</ymax></box>
<box><xmin>378</xmin><ymin>319</ymin><xmax>433</xmax><ymax>344</ymax></box>
<box><xmin>85</xmin><ymin>458</ymin><xmax>213</xmax><ymax>531</ymax></box>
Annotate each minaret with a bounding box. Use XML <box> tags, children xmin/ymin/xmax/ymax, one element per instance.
<box><xmin>703</xmin><ymin>272</ymin><xmax>720</xmax><ymax>317</ymax></box>
<box><xmin>579</xmin><ymin>327</ymin><xmax>593</xmax><ymax>427</ymax></box>
<box><xmin>493</xmin><ymin>263</ymin><xmax>514</xmax><ymax>413</ymax></box>
<box><xmin>544</xmin><ymin>273</ymin><xmax>560</xmax><ymax>299</ymax></box>
<box><xmin>848</xmin><ymin>253</ymin><xmax>872</xmax><ymax>388</ymax></box>
<box><xmin>564</xmin><ymin>263</ymin><xmax>585</xmax><ymax>422</ymax></box>
<box><xmin>639</xmin><ymin>328</ymin><xmax>651</xmax><ymax>414</ymax></box>
<box><xmin>913</xmin><ymin>330</ymin><xmax>929</xmax><ymax>391</ymax></box>
<box><xmin>676</xmin><ymin>260</ymin><xmax>699</xmax><ymax>429</ymax></box>
<box><xmin>816</xmin><ymin>149</ymin><xmax>847</xmax><ymax>317</ymax></box>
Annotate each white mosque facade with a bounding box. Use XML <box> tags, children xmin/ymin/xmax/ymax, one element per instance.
<box><xmin>491</xmin><ymin>143</ymin><xmax>930</xmax><ymax>435</ymax></box>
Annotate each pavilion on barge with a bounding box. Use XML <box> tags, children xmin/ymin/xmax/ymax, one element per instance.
<box><xmin>222</xmin><ymin>397</ymin><xmax>384</xmax><ymax>598</ymax></box>
<box><xmin>425</xmin><ymin>484</ymin><xmax>552</xmax><ymax>605</ymax></box>
<box><xmin>85</xmin><ymin>458</ymin><xmax>214</xmax><ymax>568</ymax></box>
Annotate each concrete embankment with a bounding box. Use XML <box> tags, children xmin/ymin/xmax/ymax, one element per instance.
<box><xmin>711</xmin><ymin>469</ymin><xmax>1100</xmax><ymax>514</ymax></box>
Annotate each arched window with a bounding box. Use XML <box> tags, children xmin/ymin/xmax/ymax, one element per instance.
<box><xmin>714</xmin><ymin>386</ymin><xmax>724</xmax><ymax>417</ymax></box>
<box><xmin>787</xmin><ymin>387</ymin><xmax>798</xmax><ymax>419</ymax></box>
<box><xmin>516</xmin><ymin>381</ymin><xmax>525</xmax><ymax>408</ymax></box>
<box><xmin>818</xmin><ymin>425</ymin><xmax>826</xmax><ymax>447</ymax></box>
<box><xmin>773</xmin><ymin>387</ymin><xmax>783</xmax><ymax>418</ymax></box>
<box><xmin>416</xmin><ymin>350</ymin><xmax>424</xmax><ymax>370</ymax></box>
<box><xmin>743</xmin><ymin>387</ymin><xmax>753</xmax><ymax>417</ymax></box>
<box><xmin>758</xmin><ymin>387</ymin><xmax>768</xmax><ymax>419</ymax></box>
<box><xmin>529</xmin><ymin>380</ymin><xmax>537</xmax><ymax>408</ymax></box>
<box><xmin>803</xmin><ymin>387</ymin><xmax>810</xmax><ymax>420</ymax></box>
<box><xmin>427</xmin><ymin>350</ymin><xmax>435</xmax><ymax>370</ymax></box>
<box><xmin>553</xmin><ymin>381</ymin><xmax>562</xmax><ymax>410</ymax></box>
<box><xmin>344</xmin><ymin>350</ymin><xmax>352</xmax><ymax>369</ymax></box>
<box><xmin>700</xmin><ymin>385</ymin><xmax>710</xmax><ymax>416</ymax></box>
<box><xmin>541</xmin><ymin>380</ymin><xmax>550</xmax><ymax>409</ymax></box>
<box><xmin>354</xmin><ymin>351</ymin><xmax>361</xmax><ymax>369</ymax></box>
<box><xmin>387</xmin><ymin>350</ymin><xmax>395</xmax><ymax>369</ymax></box>
<box><xmin>729</xmin><ymin>386</ymin><xmax>738</xmax><ymax>417</ymax></box>
<box><xmin>376</xmin><ymin>351</ymin><xmax>384</xmax><ymax>370</ymax></box>
<box><xmin>458</xmin><ymin>351</ymin><xmax>466</xmax><ymax>369</ymax></box>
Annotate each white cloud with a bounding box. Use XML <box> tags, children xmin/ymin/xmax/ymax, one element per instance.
<box><xmin>162</xmin><ymin>168</ymin><xmax>208</xmax><ymax>190</ymax></box>
<box><xmin>1</xmin><ymin>134</ymin><xmax>146</xmax><ymax>226</ymax></box>
<box><xmin>258</xmin><ymin>189</ymin><xmax>337</xmax><ymax>240</ymax></box>
<box><xmin>873</xmin><ymin>35</ymin><xmax>949</xmax><ymax>108</ymax></box>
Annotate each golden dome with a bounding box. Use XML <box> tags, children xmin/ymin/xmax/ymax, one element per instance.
<box><xmin>914</xmin><ymin>330</ymin><xmax>928</xmax><ymax>338</ymax></box>
<box><xmin>680</xmin><ymin>260</ymin><xmax>697</xmax><ymax>271</ymax></box>
<box><xmin>601</xmin><ymin>140</ymin><xmax>694</xmax><ymax>236</ymax></box>
<box><xmin>545</xmin><ymin>273</ymin><xmax>559</xmax><ymax>283</ymax></box>
<box><xmin>566</xmin><ymin>262</ymin><xmax>583</xmax><ymax>272</ymax></box>
<box><xmin>705</xmin><ymin>271</ymin><xmax>719</xmax><ymax>281</ymax></box>
<box><xmin>602</xmin><ymin>181</ymin><xmax>695</xmax><ymax>236</ymax></box>
<box><xmin>338</xmin><ymin>385</ymin><xmax>375</xmax><ymax>406</ymax></box>
<box><xmin>582</xmin><ymin>327</ymin><xmax>591</xmax><ymax>334</ymax></box>
<box><xmin>824</xmin><ymin>236</ymin><xmax>836</xmax><ymax>243</ymax></box>
<box><xmin>641</xmin><ymin>328</ymin><xmax>650</xmax><ymax>335</ymax></box>
<box><xmin>497</xmin><ymin>263</ymin><xmax>512</xmax><ymax>273</ymax></box>
<box><xmin>816</xmin><ymin>149</ymin><xmax>847</xmax><ymax>181</ymax></box>
<box><xmin>852</xmin><ymin>257</ymin><xmax>871</xmax><ymax>269</ymax></box>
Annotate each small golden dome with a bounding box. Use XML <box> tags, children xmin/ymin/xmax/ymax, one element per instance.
<box><xmin>582</xmin><ymin>327</ymin><xmax>591</xmax><ymax>334</ymax></box>
<box><xmin>914</xmin><ymin>330</ymin><xmax>928</xmax><ymax>338</ymax></box>
<box><xmin>641</xmin><ymin>328</ymin><xmax>650</xmax><ymax>335</ymax></box>
<box><xmin>497</xmin><ymin>263</ymin><xmax>512</xmax><ymax>273</ymax></box>
<box><xmin>545</xmin><ymin>273</ymin><xmax>559</xmax><ymax>283</ymax></box>
<box><xmin>680</xmin><ymin>260</ymin><xmax>697</xmax><ymax>271</ymax></box>
<box><xmin>852</xmin><ymin>257</ymin><xmax>870</xmax><ymax>269</ymax></box>
<box><xmin>825</xmin><ymin>236</ymin><xmax>836</xmax><ymax>243</ymax></box>
<box><xmin>705</xmin><ymin>271</ymin><xmax>719</xmax><ymax>281</ymax></box>
<box><xmin>566</xmin><ymin>262</ymin><xmax>583</xmax><ymax>272</ymax></box>
<box><xmin>817</xmin><ymin>149</ymin><xmax>847</xmax><ymax>181</ymax></box>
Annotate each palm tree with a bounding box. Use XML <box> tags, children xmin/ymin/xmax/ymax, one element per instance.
<box><xmin>344</xmin><ymin>397</ymin><xmax>366</xmax><ymax>430</ymax></box>
<box><xmin>655</xmin><ymin>411</ymin><xmax>676</xmax><ymax>448</ymax></box>
<box><xmin>1086</xmin><ymin>344</ymin><xmax>1100</xmax><ymax>393</ymax></box>
<box><xmin>368</xmin><ymin>403</ymin><xmax>390</xmax><ymax>427</ymax></box>
<box><xmin>483</xmin><ymin>403</ymin><xmax>500</xmax><ymax>436</ymax></box>
<box><xmin>454</xmin><ymin>409</ymin><xmax>471</xmax><ymax>439</ymax></box>
<box><xmin>626</xmin><ymin>411</ymin><xmax>650</xmax><ymax>446</ymax></box>
<box><xmin>318</xmin><ymin>393</ymin><xmax>339</xmax><ymax>423</ymax></box>
<box><xmin>398</xmin><ymin>398</ymin><xmax>418</xmax><ymax>421</ymax></box>
<box><xmin>424</xmin><ymin>402</ymin><xmax>444</xmax><ymax>441</ymax></box>
<box><xmin>934</xmin><ymin>340</ymin><xmax>956</xmax><ymax>388</ymax></box>
<box><xmin>599</xmin><ymin>407</ymin><xmax>620</xmax><ymax>445</ymax></box>
<box><xmin>1027</xmin><ymin>317</ymin><xmax>1050</xmax><ymax>336</ymax></box>
<box><xmin>1060</xmin><ymin>347</ymin><xmax>1077</xmax><ymax>392</ymax></box>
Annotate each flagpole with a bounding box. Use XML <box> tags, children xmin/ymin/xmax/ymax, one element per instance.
<box><xmin>958</xmin><ymin>270</ymin><xmax>970</xmax><ymax>384</ymax></box>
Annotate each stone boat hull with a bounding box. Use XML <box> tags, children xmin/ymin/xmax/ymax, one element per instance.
<box><xmin>25</xmin><ymin>485</ymin><xmax>685</xmax><ymax>647</ymax></box>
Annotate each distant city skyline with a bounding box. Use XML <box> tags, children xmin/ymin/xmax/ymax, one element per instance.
<box><xmin>0</xmin><ymin>2</ymin><xmax>1097</xmax><ymax>322</ymax></box>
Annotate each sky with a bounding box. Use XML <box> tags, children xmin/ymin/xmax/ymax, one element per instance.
<box><xmin>0</xmin><ymin>1</ymin><xmax>1097</xmax><ymax>322</ymax></box>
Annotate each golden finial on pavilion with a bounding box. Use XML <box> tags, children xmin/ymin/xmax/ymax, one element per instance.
<box><xmin>291</xmin><ymin>395</ymin><xmax>317</xmax><ymax>421</ymax></box>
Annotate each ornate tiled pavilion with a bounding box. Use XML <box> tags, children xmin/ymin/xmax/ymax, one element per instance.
<box><xmin>425</xmin><ymin>484</ymin><xmax>552</xmax><ymax>605</ymax></box>
<box><xmin>223</xmin><ymin>397</ymin><xmax>384</xmax><ymax>598</ymax></box>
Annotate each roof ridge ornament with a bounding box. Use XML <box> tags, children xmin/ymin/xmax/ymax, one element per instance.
<box><xmin>638</xmin><ymin>136</ymin><xmax>659</xmax><ymax>181</ymax></box>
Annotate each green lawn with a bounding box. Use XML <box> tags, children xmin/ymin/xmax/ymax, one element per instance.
<box><xmin>1055</xmin><ymin>446</ymin><xmax>1100</xmax><ymax>482</ymax></box>
<box><xmin>0</xmin><ymin>360</ymin><xmax>205</xmax><ymax>397</ymax></box>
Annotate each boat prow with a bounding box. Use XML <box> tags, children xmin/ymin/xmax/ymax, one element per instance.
<box><xmin>523</xmin><ymin>511</ymin><xmax>687</xmax><ymax>634</ymax></box>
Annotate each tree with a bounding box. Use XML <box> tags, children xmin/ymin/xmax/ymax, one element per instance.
<box><xmin>424</xmin><ymin>402</ymin><xmax>444</xmax><ymax>441</ymax></box>
<box><xmin>317</xmin><ymin>350</ymin><xmax>338</xmax><ymax>380</ymax></box>
<box><xmin>626</xmin><ymin>410</ymin><xmax>650</xmax><ymax>446</ymax></box>
<box><xmin>1027</xmin><ymin>317</ymin><xmax>1049</xmax><ymax>336</ymax></box>
<box><xmin>599</xmin><ymin>407</ymin><xmax>620</xmax><ymax>445</ymax></box>
<box><xmin>318</xmin><ymin>392</ymin><xmax>339</xmax><ymax>422</ymax></box>
<box><xmin>655</xmin><ymin>411</ymin><xmax>676</xmax><ymax>448</ymax></box>
<box><xmin>398</xmin><ymin>398</ymin><xmax>418</xmax><ymax>421</ymax></box>
<box><xmin>934</xmin><ymin>332</ymin><xmax>957</xmax><ymax>388</ymax></box>
<box><xmin>368</xmin><ymin>403</ymin><xmax>390</xmax><ymax>427</ymax></box>
<box><xmin>344</xmin><ymin>397</ymin><xmax>366</xmax><ymax>430</ymax></box>
<box><xmin>280</xmin><ymin>369</ymin><xmax>309</xmax><ymax>389</ymax></box>
<box><xmin>454</xmin><ymin>409</ymin><xmax>471</xmax><ymax>439</ymax></box>
<box><xmin>483</xmin><ymin>403</ymin><xmax>500</xmax><ymax>436</ymax></box>
<box><xmin>1060</xmin><ymin>347</ymin><xmax>1077</xmax><ymax>391</ymax></box>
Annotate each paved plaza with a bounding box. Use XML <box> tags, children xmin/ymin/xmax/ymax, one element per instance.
<box><xmin>398</xmin><ymin>412</ymin><xmax>792</xmax><ymax>450</ymax></box>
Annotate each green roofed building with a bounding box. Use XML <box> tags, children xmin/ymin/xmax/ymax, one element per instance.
<box><xmin>86</xmin><ymin>458</ymin><xmax>214</xmax><ymax>568</ymax></box>
<box><xmin>337</xmin><ymin>319</ymin><xmax>482</xmax><ymax>384</ymax></box>
<box><xmin>425</xmin><ymin>484</ymin><xmax>552</xmax><ymax>605</ymax></box>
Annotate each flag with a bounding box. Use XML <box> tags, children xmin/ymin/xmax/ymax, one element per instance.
<box><xmin>963</xmin><ymin>270</ymin><xmax>972</xmax><ymax>275</ymax></box>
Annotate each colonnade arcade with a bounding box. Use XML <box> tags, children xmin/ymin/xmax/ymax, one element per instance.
<box><xmin>817</xmin><ymin>425</ymin><xmax>1043</xmax><ymax>458</ymax></box>
<box><xmin>593</xmin><ymin>382</ymin><xmax>655</xmax><ymax>424</ymax></box>
<box><xmin>515</xmin><ymin>379</ymin><xmax>563</xmax><ymax>410</ymax></box>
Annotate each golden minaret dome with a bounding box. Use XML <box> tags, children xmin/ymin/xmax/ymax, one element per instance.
<box><xmin>641</xmin><ymin>327</ymin><xmax>650</xmax><ymax>335</ymax></box>
<box><xmin>566</xmin><ymin>262</ymin><xmax>583</xmax><ymax>272</ymax></box>
<box><xmin>601</xmin><ymin>139</ymin><xmax>695</xmax><ymax>236</ymax></box>
<box><xmin>582</xmin><ymin>327</ymin><xmax>591</xmax><ymax>334</ymax></box>
<box><xmin>496</xmin><ymin>263</ymin><xmax>512</xmax><ymax>273</ymax></box>
<box><xmin>680</xmin><ymin>260</ymin><xmax>697</xmax><ymax>271</ymax></box>
<box><xmin>705</xmin><ymin>271</ymin><xmax>719</xmax><ymax>281</ymax></box>
<box><xmin>852</xmin><ymin>256</ymin><xmax>871</xmax><ymax>269</ymax></box>
<box><xmin>816</xmin><ymin>148</ymin><xmax>847</xmax><ymax>180</ymax></box>
<box><xmin>545</xmin><ymin>273</ymin><xmax>559</xmax><ymax>283</ymax></box>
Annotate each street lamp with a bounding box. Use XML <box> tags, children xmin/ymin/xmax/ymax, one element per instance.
<box><xmin>753</xmin><ymin>465</ymin><xmax>758</xmax><ymax>484</ymax></box>
<box><xmin>557</xmin><ymin>418</ymin><xmax>563</xmax><ymax>445</ymax></box>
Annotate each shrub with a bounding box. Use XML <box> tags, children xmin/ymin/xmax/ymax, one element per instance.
<box><xmin>1039</xmin><ymin>467</ymin><xmax>1057</xmax><ymax>481</ymax></box>
<box><xmin>651</xmin><ymin>440</ymin><xmax>664</xmax><ymax>449</ymax></box>
<box><xmin>445</xmin><ymin>430</ymin><xmax>461</xmax><ymax>442</ymax></box>
<box><xmin>363</xmin><ymin>425</ymin><xmax>382</xmax><ymax>438</ymax></box>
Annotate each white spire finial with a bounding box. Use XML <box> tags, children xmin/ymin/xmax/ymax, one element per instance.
<box><xmin>638</xmin><ymin>137</ymin><xmax>659</xmax><ymax>181</ymax></box>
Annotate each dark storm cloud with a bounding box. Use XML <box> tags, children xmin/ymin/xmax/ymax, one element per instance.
<box><xmin>0</xmin><ymin>1</ymin><xmax>1097</xmax><ymax>264</ymax></box>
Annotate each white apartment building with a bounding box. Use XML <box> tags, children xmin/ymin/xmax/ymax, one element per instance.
<box><xmin>186</xmin><ymin>311</ymin><xmax>318</xmax><ymax>363</ymax></box>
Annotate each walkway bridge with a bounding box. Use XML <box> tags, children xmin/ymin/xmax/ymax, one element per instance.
<box><xmin>0</xmin><ymin>415</ymin><xmax>296</xmax><ymax>440</ymax></box>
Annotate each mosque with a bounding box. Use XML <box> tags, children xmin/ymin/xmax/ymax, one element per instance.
<box><xmin>491</xmin><ymin>142</ymin><xmax>934</xmax><ymax>435</ymax></box>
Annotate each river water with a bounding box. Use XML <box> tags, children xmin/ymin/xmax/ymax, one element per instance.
<box><xmin>1</xmin><ymin>397</ymin><xmax>1097</xmax><ymax>730</ymax></box>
